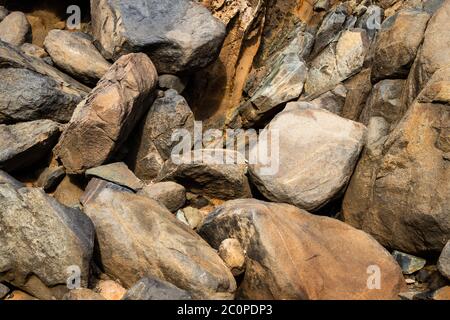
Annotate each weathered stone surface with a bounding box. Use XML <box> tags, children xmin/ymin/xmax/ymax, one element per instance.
<box><xmin>304</xmin><ymin>29</ymin><xmax>369</xmax><ymax>97</ymax></box>
<box><xmin>359</xmin><ymin>79</ymin><xmax>405</xmax><ymax>126</ymax></box>
<box><xmin>303</xmin><ymin>84</ymin><xmax>347</xmax><ymax>115</ymax></box>
<box><xmin>312</xmin><ymin>5</ymin><xmax>348</xmax><ymax>55</ymax></box>
<box><xmin>182</xmin><ymin>206</ymin><xmax>204</xmax><ymax>230</ymax></box>
<box><xmin>158</xmin><ymin>149</ymin><xmax>252</xmax><ymax>200</ymax></box>
<box><xmin>123</xmin><ymin>277</ymin><xmax>192</xmax><ymax>300</ymax></box>
<box><xmin>0</xmin><ymin>283</ymin><xmax>9</xmax><ymax>299</ymax></box>
<box><xmin>4</xmin><ymin>290</ymin><xmax>37</xmax><ymax>301</ymax></box>
<box><xmin>54</xmin><ymin>53</ymin><xmax>158</xmax><ymax>174</ymax></box>
<box><xmin>138</xmin><ymin>181</ymin><xmax>186</xmax><ymax>212</ymax></box>
<box><xmin>372</xmin><ymin>9</ymin><xmax>430</xmax><ymax>81</ymax></box>
<box><xmin>342</xmin><ymin>68</ymin><xmax>373</xmax><ymax>121</ymax></box>
<box><xmin>0</xmin><ymin>12</ymin><xmax>31</xmax><ymax>47</ymax></box>
<box><xmin>218</xmin><ymin>239</ymin><xmax>246</xmax><ymax>276</ymax></box>
<box><xmin>343</xmin><ymin>68</ymin><xmax>450</xmax><ymax>254</ymax></box>
<box><xmin>403</xmin><ymin>0</ymin><xmax>450</xmax><ymax>106</ymax></box>
<box><xmin>44</xmin><ymin>30</ymin><xmax>111</xmax><ymax>86</ymax></box>
<box><xmin>82</xmin><ymin>182</ymin><xmax>236</xmax><ymax>299</ymax></box>
<box><xmin>249</xmin><ymin>102</ymin><xmax>366</xmax><ymax>211</ymax></box>
<box><xmin>199</xmin><ymin>199</ymin><xmax>405</xmax><ymax>300</ymax></box>
<box><xmin>62</xmin><ymin>289</ymin><xmax>106</xmax><ymax>300</ymax></box>
<box><xmin>234</xmin><ymin>51</ymin><xmax>308</xmax><ymax>128</ymax></box>
<box><xmin>432</xmin><ymin>286</ymin><xmax>450</xmax><ymax>300</ymax></box>
<box><xmin>86</xmin><ymin>162</ymin><xmax>143</xmax><ymax>192</ymax></box>
<box><xmin>91</xmin><ymin>0</ymin><xmax>226</xmax><ymax>73</ymax></box>
<box><xmin>438</xmin><ymin>241</ymin><xmax>450</xmax><ymax>280</ymax></box>
<box><xmin>158</xmin><ymin>75</ymin><xmax>186</xmax><ymax>93</ymax></box>
<box><xmin>130</xmin><ymin>89</ymin><xmax>194</xmax><ymax>181</ymax></box>
<box><xmin>0</xmin><ymin>6</ymin><xmax>7</xmax><ymax>22</ymax></box>
<box><xmin>94</xmin><ymin>280</ymin><xmax>126</xmax><ymax>300</ymax></box>
<box><xmin>0</xmin><ymin>185</ymin><xmax>95</xmax><ymax>299</ymax></box>
<box><xmin>0</xmin><ymin>120</ymin><xmax>62</xmax><ymax>173</ymax></box>
<box><xmin>355</xmin><ymin>5</ymin><xmax>384</xmax><ymax>40</ymax></box>
<box><xmin>0</xmin><ymin>40</ymin><xmax>89</xmax><ymax>124</ymax></box>
<box><xmin>20</xmin><ymin>43</ymin><xmax>47</xmax><ymax>59</ymax></box>
<box><xmin>392</xmin><ymin>251</ymin><xmax>426</xmax><ymax>274</ymax></box>
<box><xmin>53</xmin><ymin>175</ymin><xmax>85</xmax><ymax>208</ymax></box>
<box><xmin>36</xmin><ymin>166</ymin><xmax>66</xmax><ymax>192</ymax></box>
<box><xmin>0</xmin><ymin>170</ymin><xmax>24</xmax><ymax>190</ymax></box>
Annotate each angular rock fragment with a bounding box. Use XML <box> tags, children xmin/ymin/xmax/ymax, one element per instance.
<box><xmin>44</xmin><ymin>30</ymin><xmax>111</xmax><ymax>86</ymax></box>
<box><xmin>218</xmin><ymin>239</ymin><xmax>246</xmax><ymax>276</ymax></box>
<box><xmin>54</xmin><ymin>53</ymin><xmax>158</xmax><ymax>174</ymax></box>
<box><xmin>86</xmin><ymin>162</ymin><xmax>143</xmax><ymax>192</ymax></box>
<box><xmin>36</xmin><ymin>166</ymin><xmax>66</xmax><ymax>192</ymax></box>
<box><xmin>138</xmin><ymin>181</ymin><xmax>186</xmax><ymax>212</ymax></box>
<box><xmin>90</xmin><ymin>0</ymin><xmax>226</xmax><ymax>73</ymax></box>
<box><xmin>392</xmin><ymin>251</ymin><xmax>426</xmax><ymax>274</ymax></box>
<box><xmin>62</xmin><ymin>289</ymin><xmax>106</xmax><ymax>300</ymax></box>
<box><xmin>0</xmin><ymin>120</ymin><xmax>62</xmax><ymax>173</ymax></box>
<box><xmin>199</xmin><ymin>199</ymin><xmax>405</xmax><ymax>300</ymax></box>
<box><xmin>0</xmin><ymin>170</ymin><xmax>24</xmax><ymax>190</ymax></box>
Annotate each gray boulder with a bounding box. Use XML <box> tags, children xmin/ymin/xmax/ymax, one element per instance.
<box><xmin>438</xmin><ymin>241</ymin><xmax>450</xmax><ymax>280</ymax></box>
<box><xmin>249</xmin><ymin>102</ymin><xmax>366</xmax><ymax>211</ymax></box>
<box><xmin>82</xmin><ymin>181</ymin><xmax>236</xmax><ymax>299</ymax></box>
<box><xmin>90</xmin><ymin>0</ymin><xmax>226</xmax><ymax>73</ymax></box>
<box><xmin>0</xmin><ymin>12</ymin><xmax>31</xmax><ymax>47</ymax></box>
<box><xmin>0</xmin><ymin>170</ymin><xmax>24</xmax><ymax>190</ymax></box>
<box><xmin>0</xmin><ymin>120</ymin><xmax>62</xmax><ymax>173</ymax></box>
<box><xmin>123</xmin><ymin>277</ymin><xmax>192</xmax><ymax>300</ymax></box>
<box><xmin>0</xmin><ymin>40</ymin><xmax>89</xmax><ymax>124</ymax></box>
<box><xmin>0</xmin><ymin>185</ymin><xmax>95</xmax><ymax>300</ymax></box>
<box><xmin>44</xmin><ymin>30</ymin><xmax>111</xmax><ymax>86</ymax></box>
<box><xmin>86</xmin><ymin>162</ymin><xmax>143</xmax><ymax>192</ymax></box>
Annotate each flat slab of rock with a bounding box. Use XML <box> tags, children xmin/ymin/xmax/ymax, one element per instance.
<box><xmin>199</xmin><ymin>199</ymin><xmax>405</xmax><ymax>300</ymax></box>
<box><xmin>91</xmin><ymin>0</ymin><xmax>226</xmax><ymax>73</ymax></box>
<box><xmin>0</xmin><ymin>184</ymin><xmax>95</xmax><ymax>299</ymax></box>
<box><xmin>44</xmin><ymin>30</ymin><xmax>111</xmax><ymax>86</ymax></box>
<box><xmin>36</xmin><ymin>166</ymin><xmax>66</xmax><ymax>192</ymax></box>
<box><xmin>54</xmin><ymin>53</ymin><xmax>158</xmax><ymax>174</ymax></box>
<box><xmin>0</xmin><ymin>12</ymin><xmax>31</xmax><ymax>47</ymax></box>
<box><xmin>158</xmin><ymin>149</ymin><xmax>252</xmax><ymax>200</ymax></box>
<box><xmin>0</xmin><ymin>40</ymin><xmax>90</xmax><ymax>124</ymax></box>
<box><xmin>82</xmin><ymin>181</ymin><xmax>236</xmax><ymax>299</ymax></box>
<box><xmin>0</xmin><ymin>120</ymin><xmax>62</xmax><ymax>173</ymax></box>
<box><xmin>249</xmin><ymin>102</ymin><xmax>366</xmax><ymax>211</ymax></box>
<box><xmin>123</xmin><ymin>277</ymin><xmax>192</xmax><ymax>300</ymax></box>
<box><xmin>86</xmin><ymin>162</ymin><xmax>143</xmax><ymax>192</ymax></box>
<box><xmin>438</xmin><ymin>241</ymin><xmax>450</xmax><ymax>280</ymax></box>
<box><xmin>138</xmin><ymin>181</ymin><xmax>186</xmax><ymax>212</ymax></box>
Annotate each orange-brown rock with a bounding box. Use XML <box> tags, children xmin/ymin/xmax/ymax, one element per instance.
<box><xmin>199</xmin><ymin>199</ymin><xmax>405</xmax><ymax>300</ymax></box>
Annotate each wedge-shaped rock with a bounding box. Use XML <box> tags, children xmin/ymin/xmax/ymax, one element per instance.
<box><xmin>0</xmin><ymin>120</ymin><xmax>62</xmax><ymax>173</ymax></box>
<box><xmin>343</xmin><ymin>67</ymin><xmax>450</xmax><ymax>254</ymax></box>
<box><xmin>86</xmin><ymin>162</ymin><xmax>143</xmax><ymax>192</ymax></box>
<box><xmin>304</xmin><ymin>29</ymin><xmax>369</xmax><ymax>97</ymax></box>
<box><xmin>0</xmin><ymin>185</ymin><xmax>95</xmax><ymax>300</ymax></box>
<box><xmin>44</xmin><ymin>30</ymin><xmax>111</xmax><ymax>86</ymax></box>
<box><xmin>54</xmin><ymin>53</ymin><xmax>158</xmax><ymax>174</ymax></box>
<box><xmin>0</xmin><ymin>40</ymin><xmax>90</xmax><ymax>124</ymax></box>
<box><xmin>249</xmin><ymin>102</ymin><xmax>366</xmax><ymax>211</ymax></box>
<box><xmin>199</xmin><ymin>199</ymin><xmax>405</xmax><ymax>300</ymax></box>
<box><xmin>0</xmin><ymin>12</ymin><xmax>31</xmax><ymax>47</ymax></box>
<box><xmin>90</xmin><ymin>0</ymin><xmax>226</xmax><ymax>73</ymax></box>
<box><xmin>82</xmin><ymin>182</ymin><xmax>236</xmax><ymax>299</ymax></box>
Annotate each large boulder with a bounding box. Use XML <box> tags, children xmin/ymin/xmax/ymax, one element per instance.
<box><xmin>44</xmin><ymin>30</ymin><xmax>111</xmax><ymax>86</ymax></box>
<box><xmin>372</xmin><ymin>9</ymin><xmax>430</xmax><ymax>82</ymax></box>
<box><xmin>199</xmin><ymin>199</ymin><xmax>405</xmax><ymax>300</ymax></box>
<box><xmin>123</xmin><ymin>277</ymin><xmax>192</xmax><ymax>300</ymax></box>
<box><xmin>129</xmin><ymin>89</ymin><xmax>194</xmax><ymax>181</ymax></box>
<box><xmin>0</xmin><ymin>40</ymin><xmax>90</xmax><ymax>124</ymax></box>
<box><xmin>90</xmin><ymin>0</ymin><xmax>226</xmax><ymax>73</ymax></box>
<box><xmin>0</xmin><ymin>12</ymin><xmax>31</xmax><ymax>47</ymax></box>
<box><xmin>343</xmin><ymin>67</ymin><xmax>450</xmax><ymax>254</ymax></box>
<box><xmin>158</xmin><ymin>149</ymin><xmax>252</xmax><ymax>200</ymax></box>
<box><xmin>54</xmin><ymin>53</ymin><xmax>158</xmax><ymax>174</ymax></box>
<box><xmin>0</xmin><ymin>120</ymin><xmax>62</xmax><ymax>173</ymax></box>
<box><xmin>82</xmin><ymin>181</ymin><xmax>236</xmax><ymax>299</ymax></box>
<box><xmin>249</xmin><ymin>102</ymin><xmax>366</xmax><ymax>211</ymax></box>
<box><xmin>403</xmin><ymin>0</ymin><xmax>450</xmax><ymax>106</ymax></box>
<box><xmin>0</xmin><ymin>185</ymin><xmax>95</xmax><ymax>300</ymax></box>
